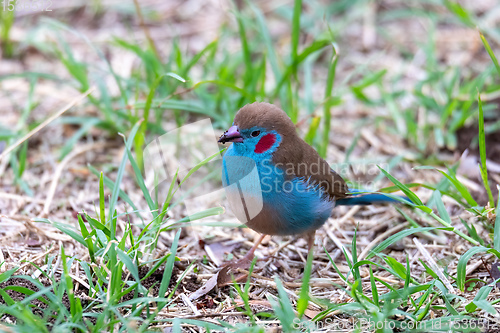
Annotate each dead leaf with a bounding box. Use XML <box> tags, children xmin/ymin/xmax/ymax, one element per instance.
<box><xmin>490</xmin><ymin>262</ymin><xmax>500</xmax><ymax>288</ymax></box>
<box><xmin>217</xmin><ymin>256</ymin><xmax>253</xmax><ymax>287</ymax></box>
<box><xmin>304</xmin><ymin>308</ymin><xmax>321</xmax><ymax>319</ymax></box>
<box><xmin>189</xmin><ymin>255</ymin><xmax>254</xmax><ymax>301</ymax></box>
<box><xmin>195</xmin><ymin>295</ymin><xmax>216</xmax><ymax>310</ymax></box>
<box><xmin>189</xmin><ymin>272</ymin><xmax>218</xmax><ymax>301</ymax></box>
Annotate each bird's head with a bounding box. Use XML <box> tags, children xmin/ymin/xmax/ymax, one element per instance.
<box><xmin>218</xmin><ymin>102</ymin><xmax>296</xmax><ymax>156</ymax></box>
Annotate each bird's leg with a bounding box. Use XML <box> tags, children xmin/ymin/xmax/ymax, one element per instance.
<box><xmin>241</xmin><ymin>234</ymin><xmax>266</xmax><ymax>262</ymax></box>
<box><xmin>304</xmin><ymin>231</ymin><xmax>317</xmax><ymax>276</ymax></box>
<box><xmin>306</xmin><ymin>230</ymin><xmax>316</xmax><ymax>254</ymax></box>
<box><xmin>218</xmin><ymin>234</ymin><xmax>267</xmax><ymax>286</ymax></box>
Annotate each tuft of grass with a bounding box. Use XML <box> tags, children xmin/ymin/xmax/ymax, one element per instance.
<box><xmin>314</xmin><ymin>224</ymin><xmax>484</xmax><ymax>332</ymax></box>
<box><xmin>0</xmin><ymin>121</ymin><xmax>225</xmax><ymax>331</ymax></box>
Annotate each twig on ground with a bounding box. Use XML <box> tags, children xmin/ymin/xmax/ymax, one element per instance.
<box><xmin>414</xmin><ymin>237</ymin><xmax>454</xmax><ymax>293</ymax></box>
<box><xmin>0</xmin><ymin>87</ymin><xmax>96</xmax><ymax>163</ymax></box>
<box><xmin>41</xmin><ymin>142</ymin><xmax>114</xmax><ymax>217</ymax></box>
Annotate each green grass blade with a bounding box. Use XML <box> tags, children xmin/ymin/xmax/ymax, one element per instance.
<box><xmin>444</xmin><ymin>0</ymin><xmax>476</xmax><ymax>28</ymax></box>
<box><xmin>291</xmin><ymin>0</ymin><xmax>302</xmax><ymax>75</ymax></box>
<box><xmin>99</xmin><ymin>172</ymin><xmax>106</xmax><ymax>225</ymax></box>
<box><xmin>157</xmin><ymin>229</ymin><xmax>181</xmax><ymax>310</ymax></box>
<box><xmin>249</xmin><ymin>1</ymin><xmax>281</xmax><ymax>82</ymax></box>
<box><xmin>325</xmin><ymin>248</ymin><xmax>347</xmax><ymax>282</ymax></box>
<box><xmin>0</xmin><ymin>266</ymin><xmax>19</xmax><ymax>284</ymax></box>
<box><xmin>369</xmin><ymin>266</ymin><xmax>379</xmax><ymax>307</ymax></box>
<box><xmin>367</xmin><ymin>227</ymin><xmax>451</xmax><ymax>260</ymax></box>
<box><xmin>404</xmin><ymin>254</ymin><xmax>411</xmax><ymax>289</ymax></box>
<box><xmin>465</xmin><ymin>285</ymin><xmax>495</xmax><ymax>314</ymax></box>
<box><xmin>304</xmin><ymin>116</ymin><xmax>320</xmax><ymax>145</ymax></box>
<box><xmin>0</xmin><ymin>288</ymin><xmax>15</xmax><ymax>306</ymax></box>
<box><xmin>297</xmin><ymin>249</ymin><xmax>313</xmax><ymax>318</ymax></box>
<box><xmin>40</xmin><ymin>219</ymin><xmax>86</xmax><ymax>246</ymax></box>
<box><xmin>135</xmin><ymin>74</ymin><xmax>166</xmax><ymax>172</ymax></box>
<box><xmin>77</xmin><ymin>214</ymin><xmax>96</xmax><ymax>263</ymax></box>
<box><xmin>436</xmin><ymin>168</ymin><xmax>478</xmax><ymax>207</ymax></box>
<box><xmin>494</xmin><ymin>185</ymin><xmax>500</xmax><ymax>251</ymax></box>
<box><xmin>59</xmin><ymin>118</ymin><xmax>100</xmax><ymax>159</ymax></box>
<box><xmin>432</xmin><ymin>190</ymin><xmax>452</xmax><ymax>225</ymax></box>
<box><xmin>17</xmin><ymin>142</ymin><xmax>27</xmax><ymax>178</ymax></box>
<box><xmin>477</xmin><ymin>91</ymin><xmax>494</xmax><ymax>207</ymax></box>
<box><xmin>87</xmin><ymin>164</ymin><xmax>141</xmax><ymax>218</ymax></box>
<box><xmin>456</xmin><ymin>246</ymin><xmax>500</xmax><ymax>291</ymax></box>
<box><xmin>320</xmin><ymin>53</ymin><xmax>338</xmax><ymax>158</ymax></box>
<box><xmin>270</xmin><ymin>277</ymin><xmax>296</xmax><ymax>331</ymax></box>
<box><xmin>351</xmin><ymin>227</ymin><xmax>362</xmax><ymax>293</ymax></box>
<box><xmin>384</xmin><ymin>256</ymin><xmax>408</xmax><ymax>280</ymax></box>
<box><xmin>84</xmin><ymin>213</ymin><xmax>111</xmax><ymax>238</ymax></box>
<box><xmin>116</xmin><ymin>249</ymin><xmax>140</xmax><ymax>284</ymax></box>
<box><xmin>378</xmin><ymin>166</ymin><xmax>422</xmax><ymax>206</ymax></box>
<box><xmin>183</xmin><ymin>40</ymin><xmax>218</xmax><ymax>77</ymax></box>
<box><xmin>61</xmin><ymin>247</ymin><xmax>82</xmax><ymax>322</ymax></box>
<box><xmin>479</xmin><ymin>32</ymin><xmax>500</xmax><ymax>78</ymax></box>
<box><xmin>108</xmin><ymin>120</ymin><xmax>142</xmax><ymax>222</ymax></box>
<box><xmin>274</xmin><ymin>39</ymin><xmax>331</xmax><ymax>96</ymax></box>
<box><xmin>124</xmin><ymin>142</ymin><xmax>157</xmax><ymax>218</ymax></box>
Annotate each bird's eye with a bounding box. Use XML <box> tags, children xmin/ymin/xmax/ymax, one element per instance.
<box><xmin>251</xmin><ymin>130</ymin><xmax>261</xmax><ymax>137</ymax></box>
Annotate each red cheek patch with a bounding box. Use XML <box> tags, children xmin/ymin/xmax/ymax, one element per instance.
<box><xmin>254</xmin><ymin>133</ymin><xmax>276</xmax><ymax>153</ymax></box>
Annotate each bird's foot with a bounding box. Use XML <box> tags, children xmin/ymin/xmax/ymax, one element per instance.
<box><xmin>217</xmin><ymin>234</ymin><xmax>267</xmax><ymax>286</ymax></box>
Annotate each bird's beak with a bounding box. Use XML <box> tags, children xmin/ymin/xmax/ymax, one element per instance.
<box><xmin>218</xmin><ymin>125</ymin><xmax>243</xmax><ymax>144</ymax></box>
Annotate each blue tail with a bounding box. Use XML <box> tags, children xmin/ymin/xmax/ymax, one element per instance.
<box><xmin>336</xmin><ymin>189</ymin><xmax>412</xmax><ymax>206</ymax></box>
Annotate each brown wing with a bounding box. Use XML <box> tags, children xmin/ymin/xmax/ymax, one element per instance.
<box><xmin>272</xmin><ymin>138</ymin><xmax>348</xmax><ymax>200</ymax></box>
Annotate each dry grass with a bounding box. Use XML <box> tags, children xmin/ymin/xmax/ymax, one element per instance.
<box><xmin>1</xmin><ymin>0</ymin><xmax>500</xmax><ymax>331</ymax></box>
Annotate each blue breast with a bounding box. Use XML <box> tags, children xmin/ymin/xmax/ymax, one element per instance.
<box><xmin>222</xmin><ymin>145</ymin><xmax>335</xmax><ymax>235</ymax></box>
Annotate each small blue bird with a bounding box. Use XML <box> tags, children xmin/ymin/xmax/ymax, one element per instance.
<box><xmin>218</xmin><ymin>102</ymin><xmax>404</xmax><ymax>258</ymax></box>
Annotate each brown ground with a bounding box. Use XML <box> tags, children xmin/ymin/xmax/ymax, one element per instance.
<box><xmin>2</xmin><ymin>0</ymin><xmax>500</xmax><ymax>330</ymax></box>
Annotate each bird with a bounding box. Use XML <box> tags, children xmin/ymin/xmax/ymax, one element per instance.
<box><xmin>218</xmin><ymin>102</ymin><xmax>407</xmax><ymax>260</ymax></box>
